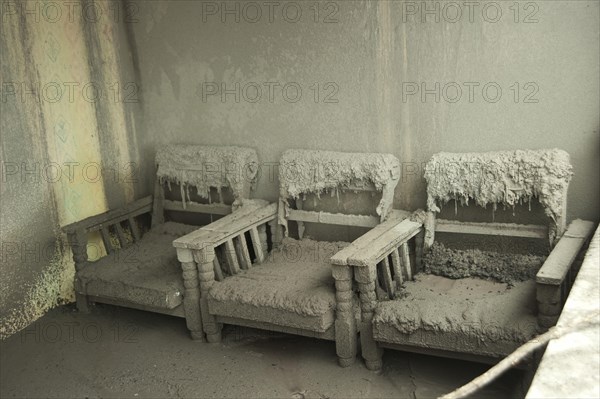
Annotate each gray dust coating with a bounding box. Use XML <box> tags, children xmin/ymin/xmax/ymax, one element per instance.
<box><xmin>423</xmin><ymin>242</ymin><xmax>546</xmax><ymax>286</ymax></box>
<box><xmin>279</xmin><ymin>149</ymin><xmax>400</xmax><ymax>218</ymax></box>
<box><xmin>77</xmin><ymin>222</ymin><xmax>197</xmax><ymax>309</ymax></box>
<box><xmin>424</xmin><ymin>149</ymin><xmax>572</xmax><ymax>222</ymax></box>
<box><xmin>375</xmin><ymin>274</ymin><xmax>539</xmax><ymax>345</ymax></box>
<box><xmin>0</xmin><ymin>305</ymin><xmax>524</xmax><ymax>398</ymax></box>
<box><xmin>209</xmin><ymin>237</ymin><xmax>349</xmax><ymax>317</ymax></box>
<box><xmin>156</xmin><ymin>144</ymin><xmax>259</xmax><ymax>206</ymax></box>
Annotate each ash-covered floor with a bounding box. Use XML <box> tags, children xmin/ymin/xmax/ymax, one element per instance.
<box><xmin>0</xmin><ymin>305</ymin><xmax>525</xmax><ymax>398</ymax></box>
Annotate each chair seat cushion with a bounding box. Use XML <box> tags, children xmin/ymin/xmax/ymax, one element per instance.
<box><xmin>373</xmin><ymin>274</ymin><xmax>540</xmax><ymax>357</ymax></box>
<box><xmin>77</xmin><ymin>222</ymin><xmax>197</xmax><ymax>309</ymax></box>
<box><xmin>208</xmin><ymin>238</ymin><xmax>348</xmax><ymax>332</ymax></box>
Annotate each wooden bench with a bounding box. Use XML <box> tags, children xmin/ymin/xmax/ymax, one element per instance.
<box><xmin>62</xmin><ymin>145</ymin><xmax>259</xmax><ymax>340</ymax></box>
<box><xmin>339</xmin><ymin>149</ymin><xmax>596</xmax><ymax>370</ymax></box>
<box><xmin>173</xmin><ymin>149</ymin><xmax>403</xmax><ymax>366</ymax></box>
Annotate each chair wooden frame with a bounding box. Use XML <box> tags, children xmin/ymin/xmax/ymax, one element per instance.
<box><xmin>338</xmin><ymin>149</ymin><xmax>595</xmax><ymax>370</ymax></box>
<box><xmin>63</xmin><ymin>145</ymin><xmax>258</xmax><ymax>340</ymax></box>
<box><xmin>173</xmin><ymin>149</ymin><xmax>402</xmax><ymax>366</ymax></box>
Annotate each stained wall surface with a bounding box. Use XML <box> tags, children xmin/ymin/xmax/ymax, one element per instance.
<box><xmin>129</xmin><ymin>0</ymin><xmax>599</xmax><ymax>222</ymax></box>
<box><xmin>0</xmin><ymin>2</ymin><xmax>145</xmax><ymax>337</ymax></box>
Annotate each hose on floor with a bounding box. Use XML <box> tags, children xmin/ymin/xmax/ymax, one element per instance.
<box><xmin>439</xmin><ymin>312</ymin><xmax>600</xmax><ymax>399</ymax></box>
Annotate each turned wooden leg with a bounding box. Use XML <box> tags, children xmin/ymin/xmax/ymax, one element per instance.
<box><xmin>75</xmin><ymin>292</ymin><xmax>90</xmax><ymax>313</ymax></box>
<box><xmin>423</xmin><ymin>211</ymin><xmax>436</xmax><ymax>252</ymax></box>
<box><xmin>333</xmin><ymin>265</ymin><xmax>357</xmax><ymax>367</ymax></box>
<box><xmin>356</xmin><ymin>264</ymin><xmax>383</xmax><ymax>371</ymax></box>
<box><xmin>257</xmin><ymin>224</ymin><xmax>268</xmax><ymax>253</ymax></box>
<box><xmin>414</xmin><ymin>230</ymin><xmax>424</xmax><ymax>273</ymax></box>
<box><xmin>177</xmin><ymin>248</ymin><xmax>205</xmax><ymax>341</ymax></box>
<box><xmin>267</xmin><ymin>219</ymin><xmax>282</xmax><ymax>249</ymax></box>
<box><xmin>68</xmin><ymin>231</ymin><xmax>92</xmax><ymax>313</ymax></box>
<box><xmin>296</xmin><ymin>199</ymin><xmax>305</xmax><ymax>239</ymax></box>
<box><xmin>551</xmin><ymin>186</ymin><xmax>569</xmax><ymax>247</ymax></box>
<box><xmin>194</xmin><ymin>248</ymin><xmax>222</xmax><ymax>343</ymax></box>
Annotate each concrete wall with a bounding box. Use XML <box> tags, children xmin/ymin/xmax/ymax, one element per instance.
<box><xmin>0</xmin><ymin>1</ymin><xmax>144</xmax><ymax>338</ymax></box>
<box><xmin>130</xmin><ymin>0</ymin><xmax>599</xmax><ymax>222</ymax></box>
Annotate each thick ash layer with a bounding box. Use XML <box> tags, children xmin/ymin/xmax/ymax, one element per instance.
<box><xmin>374</xmin><ymin>274</ymin><xmax>539</xmax><ymax>343</ymax></box>
<box><xmin>279</xmin><ymin>149</ymin><xmax>400</xmax><ymax>218</ymax></box>
<box><xmin>423</xmin><ymin>242</ymin><xmax>546</xmax><ymax>286</ymax></box>
<box><xmin>424</xmin><ymin>149</ymin><xmax>572</xmax><ymax>222</ymax></box>
<box><xmin>0</xmin><ymin>240</ymin><xmax>72</xmax><ymax>339</ymax></box>
<box><xmin>77</xmin><ymin>222</ymin><xmax>197</xmax><ymax>309</ymax></box>
<box><xmin>156</xmin><ymin>145</ymin><xmax>258</xmax><ymax>204</ymax></box>
<box><xmin>209</xmin><ymin>237</ymin><xmax>349</xmax><ymax>317</ymax></box>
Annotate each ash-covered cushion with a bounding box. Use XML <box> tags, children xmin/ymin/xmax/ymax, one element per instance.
<box><xmin>208</xmin><ymin>238</ymin><xmax>349</xmax><ymax>331</ymax></box>
<box><xmin>373</xmin><ymin>274</ymin><xmax>540</xmax><ymax>357</ymax></box>
<box><xmin>423</xmin><ymin>242</ymin><xmax>545</xmax><ymax>285</ymax></box>
<box><xmin>77</xmin><ymin>222</ymin><xmax>197</xmax><ymax>309</ymax></box>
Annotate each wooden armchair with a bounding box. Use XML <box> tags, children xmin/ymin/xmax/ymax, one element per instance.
<box><xmin>341</xmin><ymin>149</ymin><xmax>595</xmax><ymax>370</ymax></box>
<box><xmin>173</xmin><ymin>149</ymin><xmax>403</xmax><ymax>365</ymax></box>
<box><xmin>63</xmin><ymin>145</ymin><xmax>259</xmax><ymax>340</ymax></box>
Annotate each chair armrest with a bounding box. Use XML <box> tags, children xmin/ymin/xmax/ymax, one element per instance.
<box><xmin>173</xmin><ymin>201</ymin><xmax>277</xmax><ymax>251</ymax></box>
<box><xmin>536</xmin><ymin>219</ymin><xmax>596</xmax><ymax>286</ymax></box>
<box><xmin>331</xmin><ymin>209</ymin><xmax>420</xmax><ymax>268</ymax></box>
<box><xmin>61</xmin><ymin>195</ymin><xmax>153</xmax><ymax>270</ymax></box>
<box><xmin>174</xmin><ymin>201</ymin><xmax>277</xmax><ymax>285</ymax></box>
<box><xmin>62</xmin><ymin>195</ymin><xmax>153</xmax><ymax>234</ymax></box>
<box><xmin>331</xmin><ymin>210</ymin><xmax>422</xmax><ymax>302</ymax></box>
<box><xmin>536</xmin><ymin>219</ymin><xmax>595</xmax><ymax>328</ymax></box>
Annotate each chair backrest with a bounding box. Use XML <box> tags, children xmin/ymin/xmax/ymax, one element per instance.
<box><xmin>423</xmin><ymin>148</ymin><xmax>572</xmax><ymax>247</ymax></box>
<box><xmin>153</xmin><ymin>144</ymin><xmax>259</xmax><ymax>226</ymax></box>
<box><xmin>277</xmin><ymin>149</ymin><xmax>400</xmax><ymax>238</ymax></box>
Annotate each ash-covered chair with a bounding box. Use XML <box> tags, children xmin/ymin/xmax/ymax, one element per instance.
<box><xmin>173</xmin><ymin>149</ymin><xmax>405</xmax><ymax>365</ymax></box>
<box><xmin>63</xmin><ymin>145</ymin><xmax>259</xmax><ymax>340</ymax></box>
<box><xmin>341</xmin><ymin>149</ymin><xmax>595</xmax><ymax>370</ymax></box>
